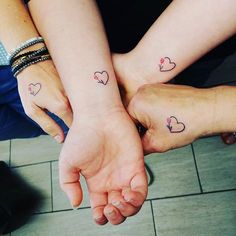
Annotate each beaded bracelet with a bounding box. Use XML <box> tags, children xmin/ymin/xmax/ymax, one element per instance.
<box><xmin>8</xmin><ymin>37</ymin><xmax>44</xmax><ymax>62</ymax></box>
<box><xmin>11</xmin><ymin>47</ymin><xmax>49</xmax><ymax>67</ymax></box>
<box><xmin>12</xmin><ymin>55</ymin><xmax>51</xmax><ymax>77</ymax></box>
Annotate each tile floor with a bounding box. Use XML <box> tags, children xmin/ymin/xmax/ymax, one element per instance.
<box><xmin>0</xmin><ymin>135</ymin><xmax>235</xmax><ymax>236</ymax></box>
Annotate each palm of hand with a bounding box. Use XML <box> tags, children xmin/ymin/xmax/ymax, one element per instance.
<box><xmin>59</xmin><ymin>110</ymin><xmax>147</xmax><ymax>225</ymax></box>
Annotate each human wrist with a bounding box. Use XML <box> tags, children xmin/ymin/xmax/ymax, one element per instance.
<box><xmin>113</xmin><ymin>52</ymin><xmax>147</xmax><ymax>106</ymax></box>
<box><xmin>72</xmin><ymin>99</ymin><xmax>125</xmax><ymax>122</ymax></box>
<box><xmin>209</xmin><ymin>86</ymin><xmax>236</xmax><ymax>134</ymax></box>
<box><xmin>195</xmin><ymin>86</ymin><xmax>236</xmax><ymax>138</ymax></box>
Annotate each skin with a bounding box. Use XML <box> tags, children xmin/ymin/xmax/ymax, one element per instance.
<box><xmin>128</xmin><ymin>84</ymin><xmax>236</xmax><ymax>154</ymax></box>
<box><xmin>28</xmin><ymin>0</ymin><xmax>147</xmax><ymax>225</ymax></box>
<box><xmin>14</xmin><ymin>0</ymin><xmax>235</xmax><ymax>224</ymax></box>
<box><xmin>0</xmin><ymin>0</ymin><xmax>73</xmax><ymax>143</ymax></box>
<box><xmin>112</xmin><ymin>0</ymin><xmax>236</xmax><ymax>105</ymax></box>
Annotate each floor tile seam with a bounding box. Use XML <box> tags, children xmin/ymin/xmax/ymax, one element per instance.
<box><xmin>191</xmin><ymin>144</ymin><xmax>203</xmax><ymax>193</ymax></box>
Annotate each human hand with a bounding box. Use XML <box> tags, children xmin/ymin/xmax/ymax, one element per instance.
<box><xmin>112</xmin><ymin>52</ymin><xmax>171</xmax><ymax>107</ymax></box>
<box><xmin>17</xmin><ymin>60</ymin><xmax>73</xmax><ymax>143</ymax></box>
<box><xmin>112</xmin><ymin>52</ymin><xmax>147</xmax><ymax>107</ymax></box>
<box><xmin>127</xmin><ymin>84</ymin><xmax>215</xmax><ymax>154</ymax></box>
<box><xmin>59</xmin><ymin>108</ymin><xmax>148</xmax><ymax>225</ymax></box>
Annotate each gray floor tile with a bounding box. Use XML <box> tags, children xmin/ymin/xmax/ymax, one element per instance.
<box><xmin>0</xmin><ymin>140</ymin><xmax>10</xmax><ymax>164</ymax></box>
<box><xmin>11</xmin><ymin>136</ymin><xmax>61</xmax><ymax>167</ymax></box>
<box><xmin>51</xmin><ymin>161</ymin><xmax>90</xmax><ymax>211</ymax></box>
<box><xmin>146</xmin><ymin>145</ymin><xmax>200</xmax><ymax>199</ymax></box>
<box><xmin>193</xmin><ymin>136</ymin><xmax>236</xmax><ymax>192</ymax></box>
<box><xmin>12</xmin><ymin>201</ymin><xmax>155</xmax><ymax>236</ymax></box>
<box><xmin>13</xmin><ymin>163</ymin><xmax>52</xmax><ymax>213</ymax></box>
<box><xmin>153</xmin><ymin>191</ymin><xmax>236</xmax><ymax>236</ymax></box>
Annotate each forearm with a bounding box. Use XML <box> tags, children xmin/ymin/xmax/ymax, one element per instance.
<box><xmin>211</xmin><ymin>86</ymin><xmax>236</xmax><ymax>134</ymax></box>
<box><xmin>29</xmin><ymin>0</ymin><xmax>122</xmax><ymax>116</ymax></box>
<box><xmin>0</xmin><ymin>0</ymin><xmax>41</xmax><ymax>53</ymax></box>
<box><xmin>127</xmin><ymin>0</ymin><xmax>236</xmax><ymax>88</ymax></box>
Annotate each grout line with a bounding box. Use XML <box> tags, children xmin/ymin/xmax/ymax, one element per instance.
<box><xmin>150</xmin><ymin>200</ymin><xmax>157</xmax><ymax>236</ymax></box>
<box><xmin>34</xmin><ymin>206</ymin><xmax>91</xmax><ymax>215</ymax></box>
<box><xmin>11</xmin><ymin>159</ymin><xmax>58</xmax><ymax>169</ymax></box>
<box><xmin>147</xmin><ymin>188</ymin><xmax>236</xmax><ymax>202</ymax></box>
<box><xmin>50</xmin><ymin>161</ymin><xmax>54</xmax><ymax>212</ymax></box>
<box><xmin>33</xmin><ymin>188</ymin><xmax>236</xmax><ymax>216</ymax></box>
<box><xmin>191</xmin><ymin>143</ymin><xmax>203</xmax><ymax>193</ymax></box>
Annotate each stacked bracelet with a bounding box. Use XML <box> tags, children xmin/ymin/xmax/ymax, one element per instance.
<box><xmin>10</xmin><ymin>46</ymin><xmax>48</xmax><ymax>66</ymax></box>
<box><xmin>8</xmin><ymin>37</ymin><xmax>44</xmax><ymax>62</ymax></box>
<box><xmin>12</xmin><ymin>55</ymin><xmax>51</xmax><ymax>77</ymax></box>
<box><xmin>8</xmin><ymin>37</ymin><xmax>51</xmax><ymax>77</ymax></box>
<box><xmin>11</xmin><ymin>47</ymin><xmax>49</xmax><ymax>69</ymax></box>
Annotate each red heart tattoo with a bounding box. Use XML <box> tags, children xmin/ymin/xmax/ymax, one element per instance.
<box><xmin>167</xmin><ymin>116</ymin><xmax>185</xmax><ymax>133</ymax></box>
<box><xmin>28</xmin><ymin>83</ymin><xmax>42</xmax><ymax>96</ymax></box>
<box><xmin>159</xmin><ymin>57</ymin><xmax>176</xmax><ymax>72</ymax></box>
<box><xmin>94</xmin><ymin>71</ymin><xmax>109</xmax><ymax>85</ymax></box>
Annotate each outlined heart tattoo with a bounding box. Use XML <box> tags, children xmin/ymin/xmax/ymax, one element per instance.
<box><xmin>28</xmin><ymin>83</ymin><xmax>42</xmax><ymax>96</ymax></box>
<box><xmin>166</xmin><ymin>116</ymin><xmax>185</xmax><ymax>133</ymax></box>
<box><xmin>159</xmin><ymin>57</ymin><xmax>176</xmax><ymax>72</ymax></box>
<box><xmin>94</xmin><ymin>71</ymin><xmax>109</xmax><ymax>85</ymax></box>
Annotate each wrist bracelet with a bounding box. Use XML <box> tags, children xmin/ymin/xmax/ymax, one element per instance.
<box><xmin>8</xmin><ymin>37</ymin><xmax>44</xmax><ymax>62</ymax></box>
<box><xmin>13</xmin><ymin>55</ymin><xmax>51</xmax><ymax>77</ymax></box>
<box><xmin>11</xmin><ymin>53</ymin><xmax>50</xmax><ymax>72</ymax></box>
<box><xmin>11</xmin><ymin>47</ymin><xmax>49</xmax><ymax>67</ymax></box>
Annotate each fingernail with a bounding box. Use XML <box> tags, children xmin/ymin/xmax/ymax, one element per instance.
<box><xmin>124</xmin><ymin>196</ymin><xmax>136</xmax><ymax>205</ymax></box>
<box><xmin>124</xmin><ymin>196</ymin><xmax>131</xmax><ymax>202</ymax></box>
<box><xmin>54</xmin><ymin>134</ymin><xmax>63</xmax><ymax>143</ymax></box>
<box><xmin>112</xmin><ymin>201</ymin><xmax>124</xmax><ymax>210</ymax></box>
<box><xmin>112</xmin><ymin>201</ymin><xmax>120</xmax><ymax>206</ymax></box>
<box><xmin>107</xmin><ymin>209</ymin><xmax>116</xmax><ymax>217</ymax></box>
<box><xmin>94</xmin><ymin>215</ymin><xmax>103</xmax><ymax>221</ymax></box>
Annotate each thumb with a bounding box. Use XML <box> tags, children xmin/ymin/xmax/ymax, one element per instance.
<box><xmin>142</xmin><ymin>129</ymin><xmax>157</xmax><ymax>155</ymax></box>
<box><xmin>127</xmin><ymin>94</ymin><xmax>149</xmax><ymax>137</ymax></box>
<box><xmin>59</xmin><ymin>158</ymin><xmax>83</xmax><ymax>208</ymax></box>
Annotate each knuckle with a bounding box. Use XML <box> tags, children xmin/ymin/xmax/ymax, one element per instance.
<box><xmin>147</xmin><ymin>133</ymin><xmax>168</xmax><ymax>153</ymax></box>
<box><xmin>42</xmin><ymin>121</ymin><xmax>55</xmax><ymax>134</ymax></box>
<box><xmin>53</xmin><ymin>100</ymin><xmax>70</xmax><ymax>115</ymax></box>
<box><xmin>153</xmin><ymin>140</ymin><xmax>168</xmax><ymax>153</ymax></box>
<box><xmin>129</xmin><ymin>92</ymin><xmax>147</xmax><ymax>114</ymax></box>
<box><xmin>25</xmin><ymin>107</ymin><xmax>37</xmax><ymax>118</ymax></box>
<box><xmin>137</xmin><ymin>84</ymin><xmax>152</xmax><ymax>96</ymax></box>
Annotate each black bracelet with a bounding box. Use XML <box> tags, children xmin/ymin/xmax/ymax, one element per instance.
<box><xmin>12</xmin><ymin>54</ymin><xmax>50</xmax><ymax>74</ymax></box>
<box><xmin>10</xmin><ymin>50</ymin><xmax>36</xmax><ymax>65</ymax></box>
<box><xmin>10</xmin><ymin>47</ymin><xmax>49</xmax><ymax>67</ymax></box>
<box><xmin>12</xmin><ymin>55</ymin><xmax>51</xmax><ymax>77</ymax></box>
<box><xmin>12</xmin><ymin>54</ymin><xmax>50</xmax><ymax>72</ymax></box>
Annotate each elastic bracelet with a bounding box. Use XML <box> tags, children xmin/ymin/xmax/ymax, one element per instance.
<box><xmin>8</xmin><ymin>37</ymin><xmax>44</xmax><ymax>62</ymax></box>
<box><xmin>13</xmin><ymin>55</ymin><xmax>51</xmax><ymax>77</ymax></box>
<box><xmin>11</xmin><ymin>47</ymin><xmax>49</xmax><ymax>67</ymax></box>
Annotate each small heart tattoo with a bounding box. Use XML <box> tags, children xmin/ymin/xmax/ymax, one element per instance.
<box><xmin>28</xmin><ymin>83</ymin><xmax>42</xmax><ymax>96</ymax></box>
<box><xmin>166</xmin><ymin>116</ymin><xmax>185</xmax><ymax>133</ymax></box>
<box><xmin>159</xmin><ymin>57</ymin><xmax>176</xmax><ymax>72</ymax></box>
<box><xmin>94</xmin><ymin>71</ymin><xmax>109</xmax><ymax>85</ymax></box>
